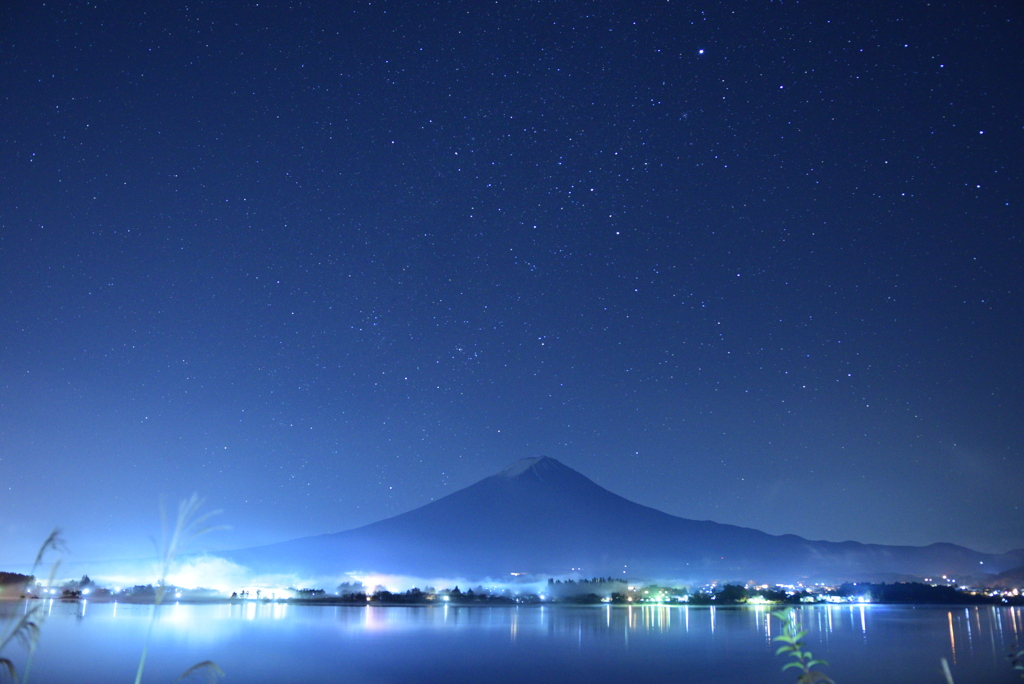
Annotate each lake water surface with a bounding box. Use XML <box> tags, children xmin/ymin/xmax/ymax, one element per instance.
<box><xmin>3</xmin><ymin>601</ymin><xmax>1021</xmax><ymax>683</ymax></box>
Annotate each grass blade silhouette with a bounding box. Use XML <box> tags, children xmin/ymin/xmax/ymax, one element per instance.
<box><xmin>0</xmin><ymin>528</ymin><xmax>64</xmax><ymax>684</ymax></box>
<box><xmin>175</xmin><ymin>660</ymin><xmax>225</xmax><ymax>683</ymax></box>
<box><xmin>133</xmin><ymin>495</ymin><xmax>226</xmax><ymax>684</ymax></box>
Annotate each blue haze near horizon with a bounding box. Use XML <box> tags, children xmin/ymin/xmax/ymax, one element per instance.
<box><xmin>1</xmin><ymin>0</ymin><xmax>1022</xmax><ymax>565</ymax></box>
<box><xmin>2</xmin><ymin>602</ymin><xmax>1021</xmax><ymax>684</ymax></box>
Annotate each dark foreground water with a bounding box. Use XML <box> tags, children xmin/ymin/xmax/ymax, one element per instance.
<box><xmin>2</xmin><ymin>601</ymin><xmax>1021</xmax><ymax>683</ymax></box>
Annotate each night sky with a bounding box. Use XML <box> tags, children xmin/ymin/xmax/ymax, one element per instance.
<box><xmin>2</xmin><ymin>0</ymin><xmax>1022</xmax><ymax>570</ymax></box>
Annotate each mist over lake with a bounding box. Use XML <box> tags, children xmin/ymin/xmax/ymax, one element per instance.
<box><xmin>4</xmin><ymin>601</ymin><xmax>1021</xmax><ymax>684</ymax></box>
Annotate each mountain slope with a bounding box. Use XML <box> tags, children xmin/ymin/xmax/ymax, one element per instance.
<box><xmin>222</xmin><ymin>457</ymin><xmax>1024</xmax><ymax>583</ymax></box>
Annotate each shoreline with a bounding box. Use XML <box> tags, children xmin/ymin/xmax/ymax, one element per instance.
<box><xmin>4</xmin><ymin>595</ymin><xmax>1021</xmax><ymax>608</ymax></box>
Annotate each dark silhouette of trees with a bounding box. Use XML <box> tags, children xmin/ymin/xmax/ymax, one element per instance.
<box><xmin>337</xmin><ymin>581</ymin><xmax>365</xmax><ymax>598</ymax></box>
<box><xmin>716</xmin><ymin>584</ymin><xmax>748</xmax><ymax>604</ymax></box>
<box><xmin>0</xmin><ymin>572</ymin><xmax>33</xmax><ymax>585</ymax></box>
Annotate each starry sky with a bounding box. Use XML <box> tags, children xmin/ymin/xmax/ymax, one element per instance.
<box><xmin>2</xmin><ymin>0</ymin><xmax>1022</xmax><ymax>569</ymax></box>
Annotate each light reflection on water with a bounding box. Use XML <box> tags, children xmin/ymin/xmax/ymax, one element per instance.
<box><xmin>1</xmin><ymin>601</ymin><xmax>1020</xmax><ymax>684</ymax></box>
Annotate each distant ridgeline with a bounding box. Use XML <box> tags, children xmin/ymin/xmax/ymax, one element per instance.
<box><xmin>216</xmin><ymin>457</ymin><xmax>1024</xmax><ymax>585</ymax></box>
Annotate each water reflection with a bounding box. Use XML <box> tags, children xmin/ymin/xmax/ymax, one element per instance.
<box><xmin>77</xmin><ymin>601</ymin><xmax>1024</xmax><ymax>646</ymax></box>
<box><xmin>3</xmin><ymin>601</ymin><xmax>1021</xmax><ymax>684</ymax></box>
<box><xmin>949</xmin><ymin>611</ymin><xmax>957</xmax><ymax>663</ymax></box>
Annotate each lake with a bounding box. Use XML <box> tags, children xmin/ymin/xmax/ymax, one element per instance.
<box><xmin>2</xmin><ymin>601</ymin><xmax>1021</xmax><ymax>683</ymax></box>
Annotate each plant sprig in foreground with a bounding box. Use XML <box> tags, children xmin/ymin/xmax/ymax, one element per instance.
<box><xmin>771</xmin><ymin>608</ymin><xmax>835</xmax><ymax>684</ymax></box>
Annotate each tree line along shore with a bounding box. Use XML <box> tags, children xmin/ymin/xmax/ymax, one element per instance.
<box><xmin>2</xmin><ymin>572</ymin><xmax>1021</xmax><ymax>606</ymax></box>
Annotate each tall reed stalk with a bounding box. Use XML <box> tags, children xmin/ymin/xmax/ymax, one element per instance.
<box><xmin>0</xmin><ymin>528</ymin><xmax>65</xmax><ymax>684</ymax></box>
<box><xmin>132</xmin><ymin>494</ymin><xmax>225</xmax><ymax>684</ymax></box>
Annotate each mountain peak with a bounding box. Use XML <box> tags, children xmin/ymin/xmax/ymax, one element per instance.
<box><xmin>499</xmin><ymin>455</ymin><xmax>564</xmax><ymax>478</ymax></box>
<box><xmin>224</xmin><ymin>454</ymin><xmax>1018</xmax><ymax>583</ymax></box>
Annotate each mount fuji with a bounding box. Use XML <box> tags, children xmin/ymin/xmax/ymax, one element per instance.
<box><xmin>220</xmin><ymin>456</ymin><xmax>1023</xmax><ymax>584</ymax></box>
